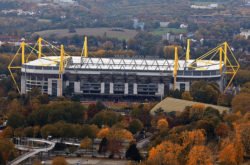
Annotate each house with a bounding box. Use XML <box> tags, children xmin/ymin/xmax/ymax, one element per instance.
<box><xmin>160</xmin><ymin>22</ymin><xmax>170</xmax><ymax>28</ymax></box>
<box><xmin>133</xmin><ymin>18</ymin><xmax>145</xmax><ymax>31</ymax></box>
<box><xmin>240</xmin><ymin>29</ymin><xmax>250</xmax><ymax>39</ymax></box>
<box><xmin>180</xmin><ymin>24</ymin><xmax>188</xmax><ymax>29</ymax></box>
<box><xmin>191</xmin><ymin>3</ymin><xmax>219</xmax><ymax>9</ymax></box>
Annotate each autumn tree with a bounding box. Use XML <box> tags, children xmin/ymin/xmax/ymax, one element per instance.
<box><xmin>52</xmin><ymin>157</ymin><xmax>68</xmax><ymax>165</ymax></box>
<box><xmin>232</xmin><ymin>93</ymin><xmax>250</xmax><ymax>114</ymax></box>
<box><xmin>215</xmin><ymin>123</ymin><xmax>230</xmax><ymax>138</ymax></box>
<box><xmin>157</xmin><ymin>118</ymin><xmax>169</xmax><ymax>131</ymax></box>
<box><xmin>187</xmin><ymin>145</ymin><xmax>213</xmax><ymax>165</ymax></box>
<box><xmin>148</xmin><ymin>141</ymin><xmax>182</xmax><ymax>165</ymax></box>
<box><xmin>97</xmin><ymin>127</ymin><xmax>110</xmax><ymax>139</ymax></box>
<box><xmin>181</xmin><ymin>91</ymin><xmax>193</xmax><ymax>101</ymax></box>
<box><xmin>0</xmin><ymin>139</ymin><xmax>15</xmax><ymax>165</ymax></box>
<box><xmin>80</xmin><ymin>137</ymin><xmax>92</xmax><ymax>151</ymax></box>
<box><xmin>238</xmin><ymin>122</ymin><xmax>250</xmax><ymax>156</ymax></box>
<box><xmin>219</xmin><ymin>143</ymin><xmax>238</xmax><ymax>165</ymax></box>
<box><xmin>181</xmin><ymin>129</ymin><xmax>206</xmax><ymax>149</ymax></box>
<box><xmin>1</xmin><ymin>127</ymin><xmax>13</xmax><ymax>138</ymax></box>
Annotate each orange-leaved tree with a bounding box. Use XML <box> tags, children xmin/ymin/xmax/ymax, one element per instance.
<box><xmin>187</xmin><ymin>145</ymin><xmax>213</xmax><ymax>165</ymax></box>
<box><xmin>181</xmin><ymin>129</ymin><xmax>206</xmax><ymax>149</ymax></box>
<box><xmin>148</xmin><ymin>141</ymin><xmax>182</xmax><ymax>165</ymax></box>
<box><xmin>157</xmin><ymin>118</ymin><xmax>169</xmax><ymax>131</ymax></box>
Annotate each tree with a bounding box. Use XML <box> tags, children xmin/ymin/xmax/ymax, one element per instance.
<box><xmin>0</xmin><ymin>139</ymin><xmax>15</xmax><ymax>165</ymax></box>
<box><xmin>190</xmin><ymin>81</ymin><xmax>220</xmax><ymax>104</ymax></box>
<box><xmin>232</xmin><ymin>93</ymin><xmax>250</xmax><ymax>114</ymax></box>
<box><xmin>97</xmin><ymin>127</ymin><xmax>110</xmax><ymax>139</ymax></box>
<box><xmin>239</xmin><ymin>122</ymin><xmax>250</xmax><ymax>155</ymax></box>
<box><xmin>181</xmin><ymin>129</ymin><xmax>206</xmax><ymax>149</ymax></box>
<box><xmin>157</xmin><ymin>118</ymin><xmax>169</xmax><ymax>131</ymax></box>
<box><xmin>181</xmin><ymin>91</ymin><xmax>193</xmax><ymax>101</ymax></box>
<box><xmin>125</xmin><ymin>143</ymin><xmax>142</xmax><ymax>162</ymax></box>
<box><xmin>7</xmin><ymin>111</ymin><xmax>25</xmax><ymax>128</ymax></box>
<box><xmin>52</xmin><ymin>157</ymin><xmax>68</xmax><ymax>165</ymax></box>
<box><xmin>98</xmin><ymin>137</ymin><xmax>108</xmax><ymax>154</ymax></box>
<box><xmin>219</xmin><ymin>143</ymin><xmax>238</xmax><ymax>165</ymax></box>
<box><xmin>148</xmin><ymin>141</ymin><xmax>182</xmax><ymax>165</ymax></box>
<box><xmin>215</xmin><ymin>123</ymin><xmax>230</xmax><ymax>138</ymax></box>
<box><xmin>128</xmin><ymin>119</ymin><xmax>143</xmax><ymax>134</ymax></box>
<box><xmin>187</xmin><ymin>145</ymin><xmax>213</xmax><ymax>165</ymax></box>
<box><xmin>1</xmin><ymin>127</ymin><xmax>13</xmax><ymax>138</ymax></box>
<box><xmin>131</xmin><ymin>104</ymin><xmax>151</xmax><ymax>127</ymax></box>
<box><xmin>107</xmin><ymin>128</ymin><xmax>134</xmax><ymax>142</ymax></box>
<box><xmin>91</xmin><ymin>111</ymin><xmax>122</xmax><ymax>127</ymax></box>
<box><xmin>80</xmin><ymin>137</ymin><xmax>92</xmax><ymax>151</ymax></box>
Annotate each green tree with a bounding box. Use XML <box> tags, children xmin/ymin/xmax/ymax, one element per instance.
<box><xmin>7</xmin><ymin>111</ymin><xmax>25</xmax><ymax>128</ymax></box>
<box><xmin>190</xmin><ymin>81</ymin><xmax>220</xmax><ymax>104</ymax></box>
<box><xmin>128</xmin><ymin>119</ymin><xmax>143</xmax><ymax>134</ymax></box>
<box><xmin>91</xmin><ymin>111</ymin><xmax>122</xmax><ymax>127</ymax></box>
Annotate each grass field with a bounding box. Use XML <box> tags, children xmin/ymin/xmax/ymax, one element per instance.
<box><xmin>151</xmin><ymin>28</ymin><xmax>187</xmax><ymax>36</ymax></box>
<box><xmin>34</xmin><ymin>28</ymin><xmax>138</xmax><ymax>40</ymax></box>
<box><xmin>151</xmin><ymin>97</ymin><xmax>230</xmax><ymax>115</ymax></box>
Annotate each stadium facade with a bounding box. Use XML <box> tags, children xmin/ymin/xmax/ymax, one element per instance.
<box><xmin>9</xmin><ymin>38</ymin><xmax>239</xmax><ymax>100</ymax></box>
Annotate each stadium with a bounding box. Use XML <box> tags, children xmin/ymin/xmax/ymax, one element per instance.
<box><xmin>8</xmin><ymin>38</ymin><xmax>239</xmax><ymax>100</ymax></box>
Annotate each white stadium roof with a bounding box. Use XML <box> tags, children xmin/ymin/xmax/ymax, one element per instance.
<box><xmin>24</xmin><ymin>56</ymin><xmax>222</xmax><ymax>71</ymax></box>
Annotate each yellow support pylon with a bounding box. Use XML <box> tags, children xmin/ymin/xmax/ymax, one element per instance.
<box><xmin>38</xmin><ymin>37</ymin><xmax>42</xmax><ymax>59</ymax></box>
<box><xmin>58</xmin><ymin>45</ymin><xmax>65</xmax><ymax>96</ymax></box>
<box><xmin>219</xmin><ymin>47</ymin><xmax>223</xmax><ymax>74</ymax></box>
<box><xmin>21</xmin><ymin>42</ymin><xmax>25</xmax><ymax>64</ymax></box>
<box><xmin>186</xmin><ymin>39</ymin><xmax>190</xmax><ymax>61</ymax></box>
<box><xmin>224</xmin><ymin>42</ymin><xmax>227</xmax><ymax>66</ymax></box>
<box><xmin>173</xmin><ymin>47</ymin><xmax>179</xmax><ymax>90</ymax></box>
<box><xmin>84</xmin><ymin>36</ymin><xmax>88</xmax><ymax>58</ymax></box>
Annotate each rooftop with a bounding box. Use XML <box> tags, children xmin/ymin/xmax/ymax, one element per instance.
<box><xmin>23</xmin><ymin>56</ymin><xmax>223</xmax><ymax>71</ymax></box>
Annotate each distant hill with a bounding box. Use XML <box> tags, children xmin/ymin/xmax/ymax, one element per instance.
<box><xmin>151</xmin><ymin>97</ymin><xmax>230</xmax><ymax>115</ymax></box>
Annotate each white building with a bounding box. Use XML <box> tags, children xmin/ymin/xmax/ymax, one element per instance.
<box><xmin>240</xmin><ymin>29</ymin><xmax>250</xmax><ymax>39</ymax></box>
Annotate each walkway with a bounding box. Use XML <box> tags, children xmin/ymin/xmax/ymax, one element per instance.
<box><xmin>9</xmin><ymin>138</ymin><xmax>55</xmax><ymax>165</ymax></box>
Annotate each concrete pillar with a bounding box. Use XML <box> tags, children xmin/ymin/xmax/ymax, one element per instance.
<box><xmin>48</xmin><ymin>79</ymin><xmax>52</xmax><ymax>95</ymax></box>
<box><xmin>57</xmin><ymin>78</ymin><xmax>63</xmax><ymax>97</ymax></box>
<box><xmin>110</xmin><ymin>83</ymin><xmax>114</xmax><ymax>94</ymax></box>
<box><xmin>133</xmin><ymin>83</ymin><xmax>137</xmax><ymax>95</ymax></box>
<box><xmin>21</xmin><ymin>75</ymin><xmax>26</xmax><ymax>94</ymax></box>
<box><xmin>74</xmin><ymin>81</ymin><xmax>81</xmax><ymax>93</ymax></box>
<box><xmin>156</xmin><ymin>83</ymin><xmax>164</xmax><ymax>96</ymax></box>
<box><xmin>101</xmin><ymin>82</ymin><xmax>105</xmax><ymax>94</ymax></box>
<box><xmin>124</xmin><ymin>83</ymin><xmax>128</xmax><ymax>95</ymax></box>
<box><xmin>65</xmin><ymin>80</ymin><xmax>70</xmax><ymax>87</ymax></box>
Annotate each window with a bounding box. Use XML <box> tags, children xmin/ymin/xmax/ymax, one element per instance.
<box><xmin>180</xmin><ymin>83</ymin><xmax>186</xmax><ymax>92</ymax></box>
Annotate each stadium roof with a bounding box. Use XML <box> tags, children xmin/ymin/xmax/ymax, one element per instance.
<box><xmin>24</xmin><ymin>56</ymin><xmax>223</xmax><ymax>71</ymax></box>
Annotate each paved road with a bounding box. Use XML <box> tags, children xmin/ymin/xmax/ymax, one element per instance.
<box><xmin>44</xmin><ymin>158</ymin><xmax>128</xmax><ymax>165</ymax></box>
<box><xmin>137</xmin><ymin>137</ymin><xmax>151</xmax><ymax>149</ymax></box>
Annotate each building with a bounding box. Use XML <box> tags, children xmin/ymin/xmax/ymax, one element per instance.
<box><xmin>9</xmin><ymin>38</ymin><xmax>239</xmax><ymax>101</ymax></box>
<box><xmin>191</xmin><ymin>3</ymin><xmax>219</xmax><ymax>9</ymax></box>
<box><xmin>240</xmin><ymin>29</ymin><xmax>250</xmax><ymax>39</ymax></box>
<box><xmin>133</xmin><ymin>19</ymin><xmax>145</xmax><ymax>31</ymax></box>
<box><xmin>160</xmin><ymin>22</ymin><xmax>170</xmax><ymax>28</ymax></box>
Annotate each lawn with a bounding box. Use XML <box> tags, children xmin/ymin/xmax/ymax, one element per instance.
<box><xmin>151</xmin><ymin>97</ymin><xmax>230</xmax><ymax>115</ymax></box>
<box><xmin>34</xmin><ymin>28</ymin><xmax>138</xmax><ymax>40</ymax></box>
<box><xmin>151</xmin><ymin>28</ymin><xmax>187</xmax><ymax>36</ymax></box>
